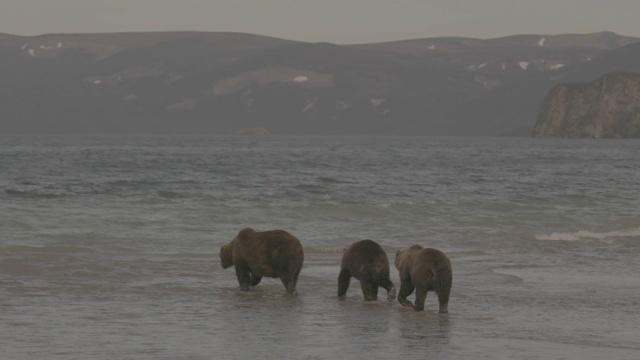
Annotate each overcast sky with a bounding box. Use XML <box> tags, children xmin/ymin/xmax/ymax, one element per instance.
<box><xmin>2</xmin><ymin>0</ymin><xmax>639</xmax><ymax>44</ymax></box>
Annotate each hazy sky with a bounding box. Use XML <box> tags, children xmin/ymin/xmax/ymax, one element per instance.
<box><xmin>3</xmin><ymin>0</ymin><xmax>640</xmax><ymax>44</ymax></box>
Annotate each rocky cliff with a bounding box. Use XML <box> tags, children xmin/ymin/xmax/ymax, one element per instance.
<box><xmin>533</xmin><ymin>72</ymin><xmax>640</xmax><ymax>138</ymax></box>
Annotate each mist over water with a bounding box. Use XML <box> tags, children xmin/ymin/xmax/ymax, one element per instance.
<box><xmin>1</xmin><ymin>135</ymin><xmax>639</xmax><ymax>359</ymax></box>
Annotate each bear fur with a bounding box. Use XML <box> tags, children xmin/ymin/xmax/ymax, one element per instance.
<box><xmin>394</xmin><ymin>245</ymin><xmax>452</xmax><ymax>313</ymax></box>
<box><xmin>220</xmin><ymin>227</ymin><xmax>304</xmax><ymax>295</ymax></box>
<box><xmin>337</xmin><ymin>239</ymin><xmax>396</xmax><ymax>301</ymax></box>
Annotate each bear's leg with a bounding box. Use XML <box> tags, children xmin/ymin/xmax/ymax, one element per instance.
<box><xmin>437</xmin><ymin>287</ymin><xmax>450</xmax><ymax>313</ymax></box>
<box><xmin>290</xmin><ymin>267</ymin><xmax>302</xmax><ymax>295</ymax></box>
<box><xmin>280</xmin><ymin>273</ymin><xmax>298</xmax><ymax>295</ymax></box>
<box><xmin>337</xmin><ymin>269</ymin><xmax>351</xmax><ymax>297</ymax></box>
<box><xmin>250</xmin><ymin>274</ymin><xmax>262</xmax><ymax>286</ymax></box>
<box><xmin>371</xmin><ymin>284</ymin><xmax>379</xmax><ymax>300</ymax></box>
<box><xmin>379</xmin><ymin>279</ymin><xmax>397</xmax><ymax>301</ymax></box>
<box><xmin>413</xmin><ymin>287</ymin><xmax>427</xmax><ymax>311</ymax></box>
<box><xmin>397</xmin><ymin>279</ymin><xmax>415</xmax><ymax>308</ymax></box>
<box><xmin>234</xmin><ymin>262</ymin><xmax>252</xmax><ymax>291</ymax></box>
<box><xmin>360</xmin><ymin>281</ymin><xmax>378</xmax><ymax>301</ymax></box>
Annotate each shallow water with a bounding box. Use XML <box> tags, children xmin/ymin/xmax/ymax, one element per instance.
<box><xmin>1</xmin><ymin>135</ymin><xmax>639</xmax><ymax>359</ymax></box>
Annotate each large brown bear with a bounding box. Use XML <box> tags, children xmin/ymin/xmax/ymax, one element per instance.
<box><xmin>219</xmin><ymin>228</ymin><xmax>304</xmax><ymax>295</ymax></box>
<box><xmin>394</xmin><ymin>245</ymin><xmax>452</xmax><ymax>313</ymax></box>
<box><xmin>338</xmin><ymin>239</ymin><xmax>396</xmax><ymax>301</ymax></box>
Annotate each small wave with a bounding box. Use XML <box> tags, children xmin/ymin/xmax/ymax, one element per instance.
<box><xmin>304</xmin><ymin>245</ymin><xmax>399</xmax><ymax>255</ymax></box>
<box><xmin>293</xmin><ymin>203</ymin><xmax>393</xmax><ymax>219</ymax></box>
<box><xmin>293</xmin><ymin>184</ymin><xmax>328</xmax><ymax>195</ymax></box>
<box><xmin>106</xmin><ymin>179</ymin><xmax>159</xmax><ymax>190</ymax></box>
<box><xmin>157</xmin><ymin>190</ymin><xmax>185</xmax><ymax>199</ymax></box>
<box><xmin>318</xmin><ymin>176</ymin><xmax>357</xmax><ymax>185</ymax></box>
<box><xmin>380</xmin><ymin>200</ymin><xmax>415</xmax><ymax>208</ymax></box>
<box><xmin>304</xmin><ymin>246</ymin><xmax>345</xmax><ymax>254</ymax></box>
<box><xmin>491</xmin><ymin>269</ymin><xmax>525</xmax><ymax>284</ymax></box>
<box><xmin>0</xmin><ymin>244</ymin><xmax>90</xmax><ymax>255</ymax></box>
<box><xmin>535</xmin><ymin>226</ymin><xmax>640</xmax><ymax>243</ymax></box>
<box><xmin>4</xmin><ymin>188</ymin><xmax>61</xmax><ymax>199</ymax></box>
<box><xmin>0</xmin><ymin>245</ymin><xmax>92</xmax><ymax>277</ymax></box>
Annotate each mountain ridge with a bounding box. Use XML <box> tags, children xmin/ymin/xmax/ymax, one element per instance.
<box><xmin>1</xmin><ymin>31</ymin><xmax>639</xmax><ymax>135</ymax></box>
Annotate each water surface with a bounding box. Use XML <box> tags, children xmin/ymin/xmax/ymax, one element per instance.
<box><xmin>1</xmin><ymin>135</ymin><xmax>639</xmax><ymax>359</ymax></box>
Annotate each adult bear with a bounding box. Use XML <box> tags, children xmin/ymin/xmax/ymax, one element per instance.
<box><xmin>219</xmin><ymin>227</ymin><xmax>304</xmax><ymax>295</ymax></box>
<box><xmin>394</xmin><ymin>245</ymin><xmax>452</xmax><ymax>313</ymax></box>
<box><xmin>338</xmin><ymin>239</ymin><xmax>396</xmax><ymax>301</ymax></box>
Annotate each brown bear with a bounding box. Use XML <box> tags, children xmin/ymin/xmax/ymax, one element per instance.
<box><xmin>338</xmin><ymin>239</ymin><xmax>396</xmax><ymax>301</ymax></box>
<box><xmin>219</xmin><ymin>227</ymin><xmax>304</xmax><ymax>295</ymax></box>
<box><xmin>394</xmin><ymin>245</ymin><xmax>452</xmax><ymax>313</ymax></box>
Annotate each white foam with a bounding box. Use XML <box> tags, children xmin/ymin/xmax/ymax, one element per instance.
<box><xmin>538</xmin><ymin>37</ymin><xmax>546</xmax><ymax>47</ymax></box>
<box><xmin>28</xmin><ymin>49</ymin><xmax>36</xmax><ymax>57</ymax></box>
<box><xmin>427</xmin><ymin>44</ymin><xmax>435</xmax><ymax>50</ymax></box>
<box><xmin>379</xmin><ymin>200</ymin><xmax>414</xmax><ymax>208</ymax></box>
<box><xmin>303</xmin><ymin>100</ymin><xmax>315</xmax><ymax>112</ymax></box>
<box><xmin>550</xmin><ymin>64</ymin><xmax>565</xmax><ymax>70</ymax></box>
<box><xmin>370</xmin><ymin>98</ymin><xmax>385</xmax><ymax>107</ymax></box>
<box><xmin>535</xmin><ymin>227</ymin><xmax>640</xmax><ymax>243</ymax></box>
<box><xmin>469</xmin><ymin>63</ymin><xmax>488</xmax><ymax>71</ymax></box>
<box><xmin>293</xmin><ymin>76</ymin><xmax>308</xmax><ymax>82</ymax></box>
<box><xmin>518</xmin><ymin>61</ymin><xmax>529</xmax><ymax>70</ymax></box>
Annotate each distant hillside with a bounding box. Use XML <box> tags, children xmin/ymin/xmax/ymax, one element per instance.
<box><xmin>0</xmin><ymin>31</ymin><xmax>639</xmax><ymax>135</ymax></box>
<box><xmin>533</xmin><ymin>72</ymin><xmax>640</xmax><ymax>138</ymax></box>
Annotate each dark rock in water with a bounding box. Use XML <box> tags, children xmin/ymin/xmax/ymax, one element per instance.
<box><xmin>533</xmin><ymin>72</ymin><xmax>640</xmax><ymax>138</ymax></box>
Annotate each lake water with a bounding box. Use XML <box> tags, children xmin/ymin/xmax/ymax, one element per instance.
<box><xmin>1</xmin><ymin>135</ymin><xmax>639</xmax><ymax>359</ymax></box>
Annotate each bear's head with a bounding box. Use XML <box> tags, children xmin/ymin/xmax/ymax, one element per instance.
<box><xmin>219</xmin><ymin>244</ymin><xmax>233</xmax><ymax>269</ymax></box>
<box><xmin>394</xmin><ymin>249</ymin><xmax>402</xmax><ymax>269</ymax></box>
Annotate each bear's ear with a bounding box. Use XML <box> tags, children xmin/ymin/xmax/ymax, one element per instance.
<box><xmin>220</xmin><ymin>245</ymin><xmax>226</xmax><ymax>252</ymax></box>
<box><xmin>238</xmin><ymin>227</ymin><xmax>255</xmax><ymax>239</ymax></box>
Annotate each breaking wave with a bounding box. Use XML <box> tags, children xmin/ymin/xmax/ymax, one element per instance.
<box><xmin>4</xmin><ymin>188</ymin><xmax>62</xmax><ymax>199</ymax></box>
<box><xmin>535</xmin><ymin>226</ymin><xmax>640</xmax><ymax>243</ymax></box>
